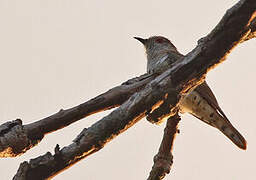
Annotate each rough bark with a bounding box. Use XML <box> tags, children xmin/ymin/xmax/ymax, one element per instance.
<box><xmin>1</xmin><ymin>1</ymin><xmax>256</xmax><ymax>159</ymax></box>
<box><xmin>147</xmin><ymin>114</ymin><xmax>181</xmax><ymax>180</ymax></box>
<box><xmin>0</xmin><ymin>73</ymin><xmax>155</xmax><ymax>157</ymax></box>
<box><xmin>12</xmin><ymin>1</ymin><xmax>256</xmax><ymax>179</ymax></box>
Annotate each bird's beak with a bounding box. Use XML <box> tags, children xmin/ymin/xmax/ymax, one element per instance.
<box><xmin>134</xmin><ymin>37</ymin><xmax>147</xmax><ymax>45</ymax></box>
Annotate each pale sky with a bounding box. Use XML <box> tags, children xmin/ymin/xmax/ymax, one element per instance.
<box><xmin>0</xmin><ymin>0</ymin><xmax>255</xmax><ymax>179</ymax></box>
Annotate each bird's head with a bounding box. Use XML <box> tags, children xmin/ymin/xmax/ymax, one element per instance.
<box><xmin>134</xmin><ymin>36</ymin><xmax>177</xmax><ymax>54</ymax></box>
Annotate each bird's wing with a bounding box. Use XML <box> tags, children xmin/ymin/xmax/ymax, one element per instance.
<box><xmin>195</xmin><ymin>81</ymin><xmax>229</xmax><ymax>121</ymax></box>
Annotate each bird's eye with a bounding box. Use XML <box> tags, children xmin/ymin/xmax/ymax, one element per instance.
<box><xmin>156</xmin><ymin>38</ymin><xmax>164</xmax><ymax>43</ymax></box>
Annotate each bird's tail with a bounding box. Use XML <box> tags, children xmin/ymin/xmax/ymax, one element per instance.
<box><xmin>191</xmin><ymin>109</ymin><xmax>247</xmax><ymax>150</ymax></box>
<box><xmin>179</xmin><ymin>90</ymin><xmax>247</xmax><ymax>150</ymax></box>
<box><xmin>213</xmin><ymin>115</ymin><xmax>247</xmax><ymax>150</ymax></box>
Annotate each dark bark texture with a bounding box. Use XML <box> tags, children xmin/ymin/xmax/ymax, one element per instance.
<box><xmin>1</xmin><ymin>0</ymin><xmax>255</xmax><ymax>179</ymax></box>
<box><xmin>147</xmin><ymin>114</ymin><xmax>181</xmax><ymax>180</ymax></box>
<box><xmin>0</xmin><ymin>73</ymin><xmax>155</xmax><ymax>157</ymax></box>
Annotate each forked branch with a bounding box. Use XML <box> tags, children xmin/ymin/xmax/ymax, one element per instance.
<box><xmin>7</xmin><ymin>0</ymin><xmax>256</xmax><ymax>179</ymax></box>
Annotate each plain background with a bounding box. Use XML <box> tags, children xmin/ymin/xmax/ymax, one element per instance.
<box><xmin>0</xmin><ymin>0</ymin><xmax>255</xmax><ymax>179</ymax></box>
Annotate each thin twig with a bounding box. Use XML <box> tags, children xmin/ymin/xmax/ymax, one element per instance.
<box><xmin>147</xmin><ymin>114</ymin><xmax>180</xmax><ymax>180</ymax></box>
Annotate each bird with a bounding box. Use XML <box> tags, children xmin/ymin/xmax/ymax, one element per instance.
<box><xmin>134</xmin><ymin>36</ymin><xmax>247</xmax><ymax>150</ymax></box>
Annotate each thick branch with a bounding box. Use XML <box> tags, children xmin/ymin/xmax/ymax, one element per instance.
<box><xmin>2</xmin><ymin>2</ymin><xmax>256</xmax><ymax>157</ymax></box>
<box><xmin>171</xmin><ymin>0</ymin><xmax>255</xmax><ymax>89</ymax></box>
<box><xmin>146</xmin><ymin>1</ymin><xmax>256</xmax><ymax>125</ymax></box>
<box><xmin>147</xmin><ymin>114</ymin><xmax>180</xmax><ymax>180</ymax></box>
<box><xmin>0</xmin><ymin>73</ymin><xmax>155</xmax><ymax>157</ymax></box>
<box><xmin>13</xmin><ymin>0</ymin><xmax>256</xmax><ymax>179</ymax></box>
<box><xmin>241</xmin><ymin>16</ymin><xmax>256</xmax><ymax>42</ymax></box>
<box><xmin>13</xmin><ymin>79</ymin><xmax>180</xmax><ymax>180</ymax></box>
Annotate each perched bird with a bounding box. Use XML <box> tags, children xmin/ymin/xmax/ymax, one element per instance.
<box><xmin>134</xmin><ymin>36</ymin><xmax>247</xmax><ymax>150</ymax></box>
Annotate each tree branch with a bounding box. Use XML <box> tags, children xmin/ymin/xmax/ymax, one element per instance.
<box><xmin>147</xmin><ymin>114</ymin><xmax>181</xmax><ymax>180</ymax></box>
<box><xmin>2</xmin><ymin>0</ymin><xmax>256</xmax><ymax>158</ymax></box>
<box><xmin>0</xmin><ymin>73</ymin><xmax>155</xmax><ymax>157</ymax></box>
<box><xmin>12</xmin><ymin>0</ymin><xmax>256</xmax><ymax>179</ymax></box>
<box><xmin>241</xmin><ymin>16</ymin><xmax>256</xmax><ymax>42</ymax></box>
<box><xmin>145</xmin><ymin>0</ymin><xmax>256</xmax><ymax>125</ymax></box>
